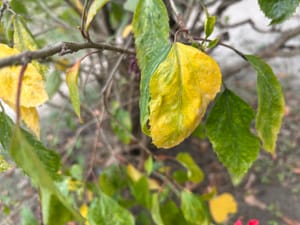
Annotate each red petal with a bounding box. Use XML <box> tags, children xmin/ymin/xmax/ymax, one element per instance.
<box><xmin>234</xmin><ymin>220</ymin><xmax>243</xmax><ymax>225</ymax></box>
<box><xmin>248</xmin><ymin>219</ymin><xmax>259</xmax><ymax>225</ymax></box>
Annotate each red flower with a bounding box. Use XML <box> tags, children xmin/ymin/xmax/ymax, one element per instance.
<box><xmin>234</xmin><ymin>219</ymin><xmax>259</xmax><ymax>225</ymax></box>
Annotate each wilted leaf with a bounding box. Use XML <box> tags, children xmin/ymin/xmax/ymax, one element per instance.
<box><xmin>246</xmin><ymin>55</ymin><xmax>285</xmax><ymax>153</ymax></box>
<box><xmin>181</xmin><ymin>191</ymin><xmax>209</xmax><ymax>225</ymax></box>
<box><xmin>209</xmin><ymin>192</ymin><xmax>238</xmax><ymax>223</ymax></box>
<box><xmin>133</xmin><ymin>0</ymin><xmax>171</xmax><ymax>134</ymax></box>
<box><xmin>85</xmin><ymin>0</ymin><xmax>110</xmax><ymax>32</ymax></box>
<box><xmin>88</xmin><ymin>193</ymin><xmax>134</xmax><ymax>225</ymax></box>
<box><xmin>13</xmin><ymin>17</ymin><xmax>48</xmax><ymax>76</ymax></box>
<box><xmin>176</xmin><ymin>152</ymin><xmax>204</xmax><ymax>184</ymax></box>
<box><xmin>66</xmin><ymin>61</ymin><xmax>81</xmax><ymax>121</ymax></box>
<box><xmin>149</xmin><ymin>42</ymin><xmax>221</xmax><ymax>148</ymax></box>
<box><xmin>258</xmin><ymin>0</ymin><xmax>300</xmax><ymax>24</ymax></box>
<box><xmin>206</xmin><ymin>89</ymin><xmax>260</xmax><ymax>183</ymax></box>
<box><xmin>9</xmin><ymin>129</ymin><xmax>83</xmax><ymax>224</ymax></box>
<box><xmin>0</xmin><ymin>44</ymin><xmax>48</xmax><ymax>136</ymax></box>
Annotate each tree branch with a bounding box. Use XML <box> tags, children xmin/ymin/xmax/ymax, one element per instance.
<box><xmin>0</xmin><ymin>41</ymin><xmax>135</xmax><ymax>68</ymax></box>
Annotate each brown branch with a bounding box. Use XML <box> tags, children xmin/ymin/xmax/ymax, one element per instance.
<box><xmin>218</xmin><ymin>19</ymin><xmax>277</xmax><ymax>33</ymax></box>
<box><xmin>0</xmin><ymin>41</ymin><xmax>135</xmax><ymax>68</ymax></box>
<box><xmin>16</xmin><ymin>63</ymin><xmax>28</xmax><ymax>127</ymax></box>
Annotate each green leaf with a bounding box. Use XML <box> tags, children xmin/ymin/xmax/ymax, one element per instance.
<box><xmin>9</xmin><ymin>129</ymin><xmax>83</xmax><ymax>225</ymax></box>
<box><xmin>161</xmin><ymin>201</ymin><xmax>193</xmax><ymax>225</ymax></box>
<box><xmin>13</xmin><ymin>17</ymin><xmax>48</xmax><ymax>76</ymax></box>
<box><xmin>206</xmin><ymin>89</ymin><xmax>260</xmax><ymax>183</ymax></box>
<box><xmin>204</xmin><ymin>15</ymin><xmax>216</xmax><ymax>37</ymax></box>
<box><xmin>0</xmin><ymin>155</ymin><xmax>12</xmax><ymax>172</ymax></box>
<box><xmin>66</xmin><ymin>61</ymin><xmax>82</xmax><ymax>121</ymax></box>
<box><xmin>207</xmin><ymin>38</ymin><xmax>219</xmax><ymax>49</ymax></box>
<box><xmin>21</xmin><ymin>207</ymin><xmax>39</xmax><ymax>225</ymax></box>
<box><xmin>176</xmin><ymin>152</ymin><xmax>204</xmax><ymax>184</ymax></box>
<box><xmin>172</xmin><ymin>170</ymin><xmax>188</xmax><ymax>184</ymax></box>
<box><xmin>124</xmin><ymin>0</ymin><xmax>139</xmax><ymax>12</ymax></box>
<box><xmin>110</xmin><ymin>101</ymin><xmax>132</xmax><ymax>144</ymax></box>
<box><xmin>85</xmin><ymin>0</ymin><xmax>110</xmax><ymax>32</ymax></box>
<box><xmin>0</xmin><ymin>112</ymin><xmax>60</xmax><ymax>179</ymax></box>
<box><xmin>151</xmin><ymin>193</ymin><xmax>164</xmax><ymax>225</ymax></box>
<box><xmin>246</xmin><ymin>55</ymin><xmax>285</xmax><ymax>153</ymax></box>
<box><xmin>258</xmin><ymin>0</ymin><xmax>300</xmax><ymax>24</ymax></box>
<box><xmin>192</xmin><ymin>123</ymin><xmax>206</xmax><ymax>140</ymax></box>
<box><xmin>132</xmin><ymin>0</ymin><xmax>171</xmax><ymax>134</ymax></box>
<box><xmin>129</xmin><ymin>176</ymin><xmax>151</xmax><ymax>209</ymax></box>
<box><xmin>88</xmin><ymin>193</ymin><xmax>135</xmax><ymax>225</ymax></box>
<box><xmin>144</xmin><ymin>156</ymin><xmax>153</xmax><ymax>175</ymax></box>
<box><xmin>10</xmin><ymin>0</ymin><xmax>27</xmax><ymax>15</ymax></box>
<box><xmin>181</xmin><ymin>191</ymin><xmax>209</xmax><ymax>225</ymax></box>
<box><xmin>45</xmin><ymin>71</ymin><xmax>62</xmax><ymax>99</ymax></box>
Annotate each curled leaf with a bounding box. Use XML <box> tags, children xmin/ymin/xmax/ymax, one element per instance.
<box><xmin>149</xmin><ymin>42</ymin><xmax>221</xmax><ymax>148</ymax></box>
<box><xmin>85</xmin><ymin>0</ymin><xmax>110</xmax><ymax>32</ymax></box>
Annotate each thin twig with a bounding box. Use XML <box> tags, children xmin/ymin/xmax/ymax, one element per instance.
<box><xmin>0</xmin><ymin>41</ymin><xmax>135</xmax><ymax>68</ymax></box>
<box><xmin>15</xmin><ymin>63</ymin><xmax>28</xmax><ymax>127</ymax></box>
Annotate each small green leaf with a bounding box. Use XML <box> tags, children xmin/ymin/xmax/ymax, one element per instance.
<box><xmin>132</xmin><ymin>0</ymin><xmax>171</xmax><ymax>134</ymax></box>
<box><xmin>0</xmin><ymin>155</ymin><xmax>12</xmax><ymax>172</ymax></box>
<box><xmin>246</xmin><ymin>55</ymin><xmax>285</xmax><ymax>153</ymax></box>
<box><xmin>21</xmin><ymin>208</ymin><xmax>39</xmax><ymax>225</ymax></box>
<box><xmin>45</xmin><ymin>71</ymin><xmax>62</xmax><ymax>99</ymax></box>
<box><xmin>151</xmin><ymin>193</ymin><xmax>164</xmax><ymax>225</ymax></box>
<box><xmin>204</xmin><ymin>15</ymin><xmax>216</xmax><ymax>37</ymax></box>
<box><xmin>129</xmin><ymin>176</ymin><xmax>151</xmax><ymax>209</ymax></box>
<box><xmin>192</xmin><ymin>123</ymin><xmax>206</xmax><ymax>140</ymax></box>
<box><xmin>258</xmin><ymin>0</ymin><xmax>300</xmax><ymax>24</ymax></box>
<box><xmin>207</xmin><ymin>38</ymin><xmax>219</xmax><ymax>49</ymax></box>
<box><xmin>172</xmin><ymin>170</ymin><xmax>188</xmax><ymax>184</ymax></box>
<box><xmin>13</xmin><ymin>17</ymin><xmax>48</xmax><ymax>76</ymax></box>
<box><xmin>124</xmin><ymin>0</ymin><xmax>139</xmax><ymax>12</ymax></box>
<box><xmin>144</xmin><ymin>156</ymin><xmax>153</xmax><ymax>175</ymax></box>
<box><xmin>66</xmin><ymin>61</ymin><xmax>82</xmax><ymax>121</ymax></box>
<box><xmin>9</xmin><ymin>129</ymin><xmax>83</xmax><ymax>225</ymax></box>
<box><xmin>85</xmin><ymin>0</ymin><xmax>110</xmax><ymax>32</ymax></box>
<box><xmin>176</xmin><ymin>152</ymin><xmax>204</xmax><ymax>184</ymax></box>
<box><xmin>161</xmin><ymin>201</ymin><xmax>193</xmax><ymax>225</ymax></box>
<box><xmin>110</xmin><ymin>101</ymin><xmax>132</xmax><ymax>144</ymax></box>
<box><xmin>206</xmin><ymin>89</ymin><xmax>260</xmax><ymax>183</ymax></box>
<box><xmin>181</xmin><ymin>191</ymin><xmax>209</xmax><ymax>225</ymax></box>
<box><xmin>88</xmin><ymin>193</ymin><xmax>135</xmax><ymax>225</ymax></box>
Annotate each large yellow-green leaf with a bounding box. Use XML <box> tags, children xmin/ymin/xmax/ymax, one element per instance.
<box><xmin>132</xmin><ymin>0</ymin><xmax>171</xmax><ymax>134</ymax></box>
<box><xmin>149</xmin><ymin>42</ymin><xmax>221</xmax><ymax>148</ymax></box>
<box><xmin>206</xmin><ymin>89</ymin><xmax>260</xmax><ymax>183</ymax></box>
<box><xmin>246</xmin><ymin>55</ymin><xmax>285</xmax><ymax>153</ymax></box>
<box><xmin>13</xmin><ymin>17</ymin><xmax>48</xmax><ymax>76</ymax></box>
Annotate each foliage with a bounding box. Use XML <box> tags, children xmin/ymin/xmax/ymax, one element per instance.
<box><xmin>0</xmin><ymin>0</ymin><xmax>297</xmax><ymax>224</ymax></box>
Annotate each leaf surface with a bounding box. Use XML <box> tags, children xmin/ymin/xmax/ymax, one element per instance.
<box><xmin>132</xmin><ymin>0</ymin><xmax>171</xmax><ymax>134</ymax></box>
<box><xmin>246</xmin><ymin>55</ymin><xmax>285</xmax><ymax>153</ymax></box>
<box><xmin>149</xmin><ymin>43</ymin><xmax>221</xmax><ymax>148</ymax></box>
<box><xmin>85</xmin><ymin>0</ymin><xmax>110</xmax><ymax>32</ymax></box>
<box><xmin>209</xmin><ymin>193</ymin><xmax>237</xmax><ymax>223</ymax></box>
<box><xmin>206</xmin><ymin>89</ymin><xmax>260</xmax><ymax>183</ymax></box>
<box><xmin>176</xmin><ymin>152</ymin><xmax>204</xmax><ymax>184</ymax></box>
<box><xmin>258</xmin><ymin>0</ymin><xmax>300</xmax><ymax>24</ymax></box>
<box><xmin>181</xmin><ymin>191</ymin><xmax>209</xmax><ymax>225</ymax></box>
<box><xmin>88</xmin><ymin>193</ymin><xmax>134</xmax><ymax>225</ymax></box>
<box><xmin>66</xmin><ymin>61</ymin><xmax>82</xmax><ymax>121</ymax></box>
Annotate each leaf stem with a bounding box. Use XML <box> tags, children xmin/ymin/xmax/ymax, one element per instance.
<box><xmin>15</xmin><ymin>63</ymin><xmax>28</xmax><ymax>127</ymax></box>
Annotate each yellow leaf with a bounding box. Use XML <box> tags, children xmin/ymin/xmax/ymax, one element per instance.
<box><xmin>149</xmin><ymin>42</ymin><xmax>221</xmax><ymax>148</ymax></box>
<box><xmin>0</xmin><ymin>44</ymin><xmax>48</xmax><ymax>136</ymax></box>
<box><xmin>209</xmin><ymin>192</ymin><xmax>238</xmax><ymax>223</ymax></box>
<box><xmin>79</xmin><ymin>204</ymin><xmax>90</xmax><ymax>225</ymax></box>
<box><xmin>122</xmin><ymin>24</ymin><xmax>133</xmax><ymax>38</ymax></box>
<box><xmin>127</xmin><ymin>164</ymin><xmax>161</xmax><ymax>190</ymax></box>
